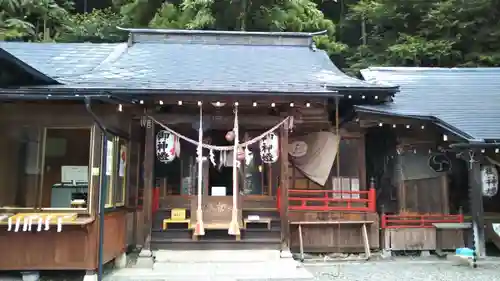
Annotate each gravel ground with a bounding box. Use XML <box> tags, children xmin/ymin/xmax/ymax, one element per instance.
<box><xmin>305</xmin><ymin>259</ymin><xmax>500</xmax><ymax>281</ymax></box>
<box><xmin>3</xmin><ymin>257</ymin><xmax>500</xmax><ymax>281</ymax></box>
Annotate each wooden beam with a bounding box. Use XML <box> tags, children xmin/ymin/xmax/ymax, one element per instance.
<box><xmin>141</xmin><ymin>121</ymin><xmax>155</xmax><ymax>249</ymax></box>
<box><xmin>280</xmin><ymin>119</ymin><xmax>290</xmax><ymax>251</ymax></box>
<box><xmin>151</xmin><ymin>113</ymin><xmax>298</xmax><ymax>127</ymax></box>
<box><xmin>468</xmin><ymin>158</ymin><xmax>486</xmax><ymax>257</ymax></box>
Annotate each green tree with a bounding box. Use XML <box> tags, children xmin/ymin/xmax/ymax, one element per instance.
<box><xmin>148</xmin><ymin>0</ymin><xmax>347</xmax><ymax>63</ymax></box>
<box><xmin>58</xmin><ymin>8</ymin><xmax>129</xmax><ymax>42</ymax></box>
<box><xmin>0</xmin><ymin>0</ymin><xmax>72</xmax><ymax>41</ymax></box>
<box><xmin>345</xmin><ymin>0</ymin><xmax>500</xmax><ymax>74</ymax></box>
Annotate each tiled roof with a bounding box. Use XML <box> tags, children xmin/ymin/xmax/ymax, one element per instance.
<box><xmin>0</xmin><ymin>42</ymin><xmax>123</xmax><ymax>78</ymax></box>
<box><xmin>356</xmin><ymin>67</ymin><xmax>500</xmax><ymax>141</ymax></box>
<box><xmin>0</xmin><ymin>29</ymin><xmax>396</xmax><ymax>95</ymax></box>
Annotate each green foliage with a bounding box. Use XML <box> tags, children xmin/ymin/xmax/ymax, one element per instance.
<box><xmin>0</xmin><ymin>0</ymin><xmax>71</xmax><ymax>41</ymax></box>
<box><xmin>2</xmin><ymin>0</ymin><xmax>500</xmax><ymax>77</ymax></box>
<box><xmin>58</xmin><ymin>8</ymin><xmax>128</xmax><ymax>43</ymax></box>
<box><xmin>345</xmin><ymin>0</ymin><xmax>500</xmax><ymax>74</ymax></box>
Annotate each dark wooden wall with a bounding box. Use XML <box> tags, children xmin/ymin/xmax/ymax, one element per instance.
<box><xmin>0</xmin><ymin>211</ymin><xmax>127</xmax><ymax>270</ymax></box>
<box><xmin>289</xmin><ymin>212</ymin><xmax>380</xmax><ymax>252</ymax></box>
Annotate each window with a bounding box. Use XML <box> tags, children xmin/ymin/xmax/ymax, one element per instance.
<box><xmin>0</xmin><ymin>125</ymin><xmax>94</xmax><ymax>211</ymax></box>
<box><xmin>103</xmin><ymin>136</ymin><xmax>130</xmax><ymax>208</ymax></box>
<box><xmin>115</xmin><ymin>138</ymin><xmax>127</xmax><ymax>206</ymax></box>
<box><xmin>41</xmin><ymin>128</ymin><xmax>92</xmax><ymax>209</ymax></box>
<box><xmin>0</xmin><ymin>125</ymin><xmax>43</xmax><ymax>209</ymax></box>
<box><xmin>104</xmin><ymin>139</ymin><xmax>115</xmax><ymax>207</ymax></box>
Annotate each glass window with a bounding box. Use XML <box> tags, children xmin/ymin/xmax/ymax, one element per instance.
<box><xmin>104</xmin><ymin>139</ymin><xmax>115</xmax><ymax>207</ymax></box>
<box><xmin>40</xmin><ymin>128</ymin><xmax>92</xmax><ymax>209</ymax></box>
<box><xmin>0</xmin><ymin>125</ymin><xmax>42</xmax><ymax>209</ymax></box>
<box><xmin>115</xmin><ymin>138</ymin><xmax>127</xmax><ymax>206</ymax></box>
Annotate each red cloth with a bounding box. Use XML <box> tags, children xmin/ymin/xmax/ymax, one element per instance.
<box><xmin>152</xmin><ymin>188</ymin><xmax>160</xmax><ymax>214</ymax></box>
<box><xmin>276</xmin><ymin>186</ymin><xmax>281</xmax><ymax>215</ymax></box>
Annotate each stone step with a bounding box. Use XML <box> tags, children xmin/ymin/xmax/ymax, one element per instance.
<box><xmin>154</xmin><ymin>249</ymin><xmax>282</xmax><ymax>262</ymax></box>
<box><xmin>105</xmin><ymin>260</ymin><xmax>312</xmax><ymax>281</ymax></box>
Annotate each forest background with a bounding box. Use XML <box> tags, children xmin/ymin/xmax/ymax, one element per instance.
<box><xmin>1</xmin><ymin>0</ymin><xmax>499</xmax><ymax>75</ymax></box>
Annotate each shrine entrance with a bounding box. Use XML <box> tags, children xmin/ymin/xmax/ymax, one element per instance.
<box><xmin>151</xmin><ymin>103</ymin><xmax>286</xmax><ymax>246</ymax></box>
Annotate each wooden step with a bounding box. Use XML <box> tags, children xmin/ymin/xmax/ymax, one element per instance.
<box><xmin>152</xmin><ymin>227</ymin><xmax>281</xmax><ymax>240</ymax></box>
<box><xmin>151</xmin><ymin>237</ymin><xmax>281</xmax><ymax>251</ymax></box>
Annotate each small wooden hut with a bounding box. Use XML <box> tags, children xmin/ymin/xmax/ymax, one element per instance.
<box><xmin>356</xmin><ymin>67</ymin><xmax>500</xmax><ymax>257</ymax></box>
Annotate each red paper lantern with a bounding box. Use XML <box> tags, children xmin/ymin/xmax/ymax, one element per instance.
<box><xmin>225</xmin><ymin>130</ymin><xmax>235</xmax><ymax>142</ymax></box>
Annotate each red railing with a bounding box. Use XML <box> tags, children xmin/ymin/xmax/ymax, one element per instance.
<box><xmin>288</xmin><ymin>188</ymin><xmax>376</xmax><ymax>212</ymax></box>
<box><xmin>381</xmin><ymin>213</ymin><xmax>464</xmax><ymax>229</ymax></box>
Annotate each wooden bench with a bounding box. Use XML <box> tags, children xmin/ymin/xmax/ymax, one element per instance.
<box><xmin>189</xmin><ymin>221</ymin><xmax>244</xmax><ymax>241</ymax></box>
<box><xmin>244</xmin><ymin>217</ymin><xmax>272</xmax><ymax>230</ymax></box>
<box><xmin>163</xmin><ymin>218</ymin><xmax>191</xmax><ymax>230</ymax></box>
<box><xmin>433</xmin><ymin>222</ymin><xmax>471</xmax><ymax>251</ymax></box>
<box><xmin>163</xmin><ymin>208</ymin><xmax>191</xmax><ymax>230</ymax></box>
<box><xmin>290</xmin><ymin>220</ymin><xmax>374</xmax><ymax>262</ymax></box>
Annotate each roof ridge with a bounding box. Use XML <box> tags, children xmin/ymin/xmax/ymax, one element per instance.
<box><xmin>118</xmin><ymin>27</ymin><xmax>327</xmax><ymax>38</ymax></box>
<box><xmin>366</xmin><ymin>66</ymin><xmax>500</xmax><ymax>72</ymax></box>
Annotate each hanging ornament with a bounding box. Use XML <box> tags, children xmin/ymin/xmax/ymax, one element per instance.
<box><xmin>156</xmin><ymin>130</ymin><xmax>176</xmax><ymax>163</ymax></box>
<box><xmin>259</xmin><ymin>132</ymin><xmax>279</xmax><ymax>164</ymax></box>
<box><xmin>481</xmin><ymin>165</ymin><xmax>499</xmax><ymax>197</ymax></box>
<box><xmin>225</xmin><ymin>130</ymin><xmax>235</xmax><ymax>142</ymax></box>
<box><xmin>209</xmin><ymin>149</ymin><xmax>216</xmax><ymax>166</ymax></box>
<box><xmin>244</xmin><ymin>146</ymin><xmax>253</xmax><ymax>166</ymax></box>
<box><xmin>174</xmin><ymin>136</ymin><xmax>181</xmax><ymax>157</ymax></box>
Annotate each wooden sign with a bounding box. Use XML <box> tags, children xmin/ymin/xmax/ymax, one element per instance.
<box><xmin>171</xmin><ymin>208</ymin><xmax>186</xmax><ymax>220</ymax></box>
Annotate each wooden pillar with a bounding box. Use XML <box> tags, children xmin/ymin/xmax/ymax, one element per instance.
<box><xmin>141</xmin><ymin>121</ymin><xmax>155</xmax><ymax>250</ymax></box>
<box><xmin>468</xmin><ymin>154</ymin><xmax>486</xmax><ymax>257</ymax></box>
<box><xmin>280</xmin><ymin>119</ymin><xmax>290</xmax><ymax>251</ymax></box>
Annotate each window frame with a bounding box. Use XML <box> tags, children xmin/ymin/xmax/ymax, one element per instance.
<box><xmin>104</xmin><ymin>137</ymin><xmax>117</xmax><ymax>208</ymax></box>
<box><xmin>38</xmin><ymin>126</ymin><xmax>95</xmax><ymax>213</ymax></box>
<box><xmin>102</xmin><ymin>134</ymin><xmax>131</xmax><ymax>209</ymax></box>
<box><xmin>115</xmin><ymin>138</ymin><xmax>128</xmax><ymax>207</ymax></box>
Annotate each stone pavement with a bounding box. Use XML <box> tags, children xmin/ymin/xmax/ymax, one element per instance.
<box><xmin>305</xmin><ymin>258</ymin><xmax>500</xmax><ymax>281</ymax></box>
<box><xmin>105</xmin><ymin>254</ymin><xmax>500</xmax><ymax>281</ymax></box>
<box><xmin>104</xmin><ymin>250</ymin><xmax>313</xmax><ymax>281</ymax></box>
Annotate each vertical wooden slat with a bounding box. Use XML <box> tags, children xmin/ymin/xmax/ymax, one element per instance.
<box><xmin>280</xmin><ymin>119</ymin><xmax>290</xmax><ymax>250</ymax></box>
<box><xmin>441</xmin><ymin>175</ymin><xmax>450</xmax><ymax>214</ymax></box>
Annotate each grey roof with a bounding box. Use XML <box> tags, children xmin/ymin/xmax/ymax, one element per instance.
<box><xmin>356</xmin><ymin>67</ymin><xmax>500</xmax><ymax>141</ymax></box>
<box><xmin>0</xmin><ymin>29</ymin><xmax>395</xmax><ymax>95</ymax></box>
<box><xmin>0</xmin><ymin>42</ymin><xmax>122</xmax><ymax>78</ymax></box>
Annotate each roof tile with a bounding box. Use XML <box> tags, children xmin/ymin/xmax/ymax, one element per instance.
<box><xmin>1</xmin><ymin>33</ymin><xmax>394</xmax><ymax>94</ymax></box>
<box><xmin>357</xmin><ymin>67</ymin><xmax>500</xmax><ymax>141</ymax></box>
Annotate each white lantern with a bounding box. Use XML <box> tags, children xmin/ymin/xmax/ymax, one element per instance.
<box><xmin>259</xmin><ymin>132</ymin><xmax>279</xmax><ymax>163</ymax></box>
<box><xmin>481</xmin><ymin>165</ymin><xmax>499</xmax><ymax>197</ymax></box>
<box><xmin>156</xmin><ymin>130</ymin><xmax>178</xmax><ymax>163</ymax></box>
